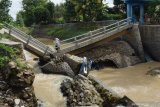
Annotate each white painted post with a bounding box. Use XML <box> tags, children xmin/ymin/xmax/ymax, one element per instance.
<box><xmin>127</xmin><ymin>18</ymin><xmax>130</xmax><ymax>25</ymax></box>
<box><xmin>74</xmin><ymin>37</ymin><xmax>78</xmax><ymax>46</ymax></box>
<box><xmin>90</xmin><ymin>31</ymin><xmax>93</xmax><ymax>38</ymax></box>
<box><xmin>9</xmin><ymin>28</ymin><xmax>11</xmax><ymax>35</ymax></box>
<box><xmin>103</xmin><ymin>27</ymin><xmax>106</xmax><ymax>31</ymax></box>
<box><xmin>117</xmin><ymin>21</ymin><xmax>120</xmax><ymax>30</ymax></box>
<box><xmin>26</xmin><ymin>35</ymin><xmax>31</xmax><ymax>45</ymax></box>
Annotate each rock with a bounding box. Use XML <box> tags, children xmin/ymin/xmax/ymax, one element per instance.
<box><xmin>78</xmin><ymin>41</ymin><xmax>142</xmax><ymax>68</ymax></box>
<box><xmin>8</xmin><ymin>66</ymin><xmax>35</xmax><ymax>88</ymax></box>
<box><xmin>61</xmin><ymin>74</ymin><xmax>104</xmax><ymax>107</ymax></box>
<box><xmin>41</xmin><ymin>60</ymin><xmax>75</xmax><ymax>77</ymax></box>
<box><xmin>146</xmin><ymin>67</ymin><xmax>160</xmax><ymax>76</ymax></box>
<box><xmin>0</xmin><ymin>62</ymin><xmax>37</xmax><ymax>107</ymax></box>
<box><xmin>64</xmin><ymin>54</ymin><xmax>83</xmax><ymax>74</ymax></box>
<box><xmin>8</xmin><ymin>62</ymin><xmax>17</xmax><ymax>69</ymax></box>
<box><xmin>0</xmin><ymin>81</ymin><xmax>9</xmax><ymax>90</ymax></box>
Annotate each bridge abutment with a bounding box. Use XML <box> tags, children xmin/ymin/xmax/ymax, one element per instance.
<box><xmin>123</xmin><ymin>24</ymin><xmax>145</xmax><ymax>62</ymax></box>
<box><xmin>140</xmin><ymin>25</ymin><xmax>160</xmax><ymax>61</ymax></box>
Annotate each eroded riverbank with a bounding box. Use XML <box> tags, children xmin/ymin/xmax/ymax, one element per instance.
<box><xmin>90</xmin><ymin>61</ymin><xmax>160</xmax><ymax>105</ymax></box>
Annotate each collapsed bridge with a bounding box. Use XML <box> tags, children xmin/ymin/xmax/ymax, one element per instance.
<box><xmin>0</xmin><ymin>18</ymin><xmax>135</xmax><ymax>57</ymax></box>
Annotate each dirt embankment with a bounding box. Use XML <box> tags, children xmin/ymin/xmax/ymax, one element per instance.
<box><xmin>0</xmin><ymin>43</ymin><xmax>37</xmax><ymax>107</ymax></box>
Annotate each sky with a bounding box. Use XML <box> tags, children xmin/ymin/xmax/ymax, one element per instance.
<box><xmin>9</xmin><ymin>0</ymin><xmax>114</xmax><ymax>20</ymax></box>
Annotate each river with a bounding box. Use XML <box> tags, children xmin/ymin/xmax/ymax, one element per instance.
<box><xmin>24</xmin><ymin>48</ymin><xmax>160</xmax><ymax>107</ymax></box>
<box><xmin>90</xmin><ymin>61</ymin><xmax>160</xmax><ymax>106</ymax></box>
<box><xmin>24</xmin><ymin>49</ymin><xmax>68</xmax><ymax>107</ymax></box>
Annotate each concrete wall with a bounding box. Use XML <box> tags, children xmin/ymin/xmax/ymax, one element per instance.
<box><xmin>123</xmin><ymin>24</ymin><xmax>145</xmax><ymax>61</ymax></box>
<box><xmin>140</xmin><ymin>25</ymin><xmax>160</xmax><ymax>61</ymax></box>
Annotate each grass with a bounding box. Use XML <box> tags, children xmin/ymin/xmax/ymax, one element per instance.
<box><xmin>47</xmin><ymin>25</ymin><xmax>99</xmax><ymax>40</ymax></box>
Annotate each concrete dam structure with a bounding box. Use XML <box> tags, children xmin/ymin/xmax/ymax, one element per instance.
<box><xmin>140</xmin><ymin>25</ymin><xmax>160</xmax><ymax>61</ymax></box>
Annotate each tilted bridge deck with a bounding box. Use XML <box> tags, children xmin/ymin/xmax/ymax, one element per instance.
<box><xmin>1</xmin><ymin>18</ymin><xmax>133</xmax><ymax>56</ymax></box>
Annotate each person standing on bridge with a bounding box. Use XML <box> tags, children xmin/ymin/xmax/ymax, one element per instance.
<box><xmin>55</xmin><ymin>38</ymin><xmax>60</xmax><ymax>52</ymax></box>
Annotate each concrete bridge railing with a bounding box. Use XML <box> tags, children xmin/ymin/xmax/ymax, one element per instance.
<box><xmin>3</xmin><ymin>23</ymin><xmax>55</xmax><ymax>56</ymax></box>
<box><xmin>60</xmin><ymin>17</ymin><xmax>133</xmax><ymax>53</ymax></box>
<box><xmin>2</xmin><ymin>17</ymin><xmax>132</xmax><ymax>56</ymax></box>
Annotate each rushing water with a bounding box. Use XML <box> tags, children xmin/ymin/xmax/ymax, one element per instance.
<box><xmin>24</xmin><ymin>47</ymin><xmax>160</xmax><ymax>107</ymax></box>
<box><xmin>24</xmin><ymin>49</ymin><xmax>68</xmax><ymax>107</ymax></box>
<box><xmin>90</xmin><ymin>61</ymin><xmax>160</xmax><ymax>106</ymax></box>
<box><xmin>33</xmin><ymin>74</ymin><xmax>68</xmax><ymax>107</ymax></box>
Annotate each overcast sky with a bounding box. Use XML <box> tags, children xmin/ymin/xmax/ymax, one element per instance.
<box><xmin>9</xmin><ymin>0</ymin><xmax>113</xmax><ymax>20</ymax></box>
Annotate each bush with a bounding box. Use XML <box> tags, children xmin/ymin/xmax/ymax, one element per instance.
<box><xmin>55</xmin><ymin>17</ymin><xmax>65</xmax><ymax>24</ymax></box>
<box><xmin>0</xmin><ymin>23</ymin><xmax>4</xmax><ymax>29</ymax></box>
<box><xmin>107</xmin><ymin>14</ymin><xmax>123</xmax><ymax>20</ymax></box>
<box><xmin>0</xmin><ymin>44</ymin><xmax>15</xmax><ymax>67</ymax></box>
<box><xmin>47</xmin><ymin>25</ymin><xmax>98</xmax><ymax>40</ymax></box>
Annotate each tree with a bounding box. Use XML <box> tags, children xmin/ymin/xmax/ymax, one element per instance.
<box><xmin>147</xmin><ymin>0</ymin><xmax>160</xmax><ymax>17</ymax></box>
<box><xmin>113</xmin><ymin>0</ymin><xmax>124</xmax><ymax>6</ymax></box>
<box><xmin>54</xmin><ymin>3</ymin><xmax>65</xmax><ymax>23</ymax></box>
<box><xmin>65</xmin><ymin>0</ymin><xmax>104</xmax><ymax>22</ymax></box>
<box><xmin>22</xmin><ymin>0</ymin><xmax>48</xmax><ymax>26</ymax></box>
<box><xmin>113</xmin><ymin>0</ymin><xmax>125</xmax><ymax>14</ymax></box>
<box><xmin>46</xmin><ymin>1</ymin><xmax>55</xmax><ymax>22</ymax></box>
<box><xmin>16</xmin><ymin>11</ymin><xmax>25</xmax><ymax>27</ymax></box>
<box><xmin>0</xmin><ymin>0</ymin><xmax>12</xmax><ymax>23</ymax></box>
<box><xmin>65</xmin><ymin>0</ymin><xmax>77</xmax><ymax>22</ymax></box>
<box><xmin>34</xmin><ymin>6</ymin><xmax>50</xmax><ymax>24</ymax></box>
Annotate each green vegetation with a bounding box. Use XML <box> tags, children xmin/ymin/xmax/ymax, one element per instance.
<box><xmin>0</xmin><ymin>23</ymin><xmax>4</xmax><ymax>29</ymax></box>
<box><xmin>0</xmin><ymin>44</ymin><xmax>15</xmax><ymax>67</ymax></box>
<box><xmin>0</xmin><ymin>44</ymin><xmax>25</xmax><ymax>69</ymax></box>
<box><xmin>12</xmin><ymin>0</ymin><xmax>124</xmax><ymax>27</ymax></box>
<box><xmin>20</xmin><ymin>0</ymin><xmax>55</xmax><ymax>26</ymax></box>
<box><xmin>0</xmin><ymin>0</ymin><xmax>12</xmax><ymax>23</ymax></box>
<box><xmin>147</xmin><ymin>0</ymin><xmax>160</xmax><ymax>19</ymax></box>
<box><xmin>64</xmin><ymin>0</ymin><xmax>106</xmax><ymax>22</ymax></box>
<box><xmin>47</xmin><ymin>25</ymin><xmax>99</xmax><ymax>40</ymax></box>
<box><xmin>0</xmin><ymin>34</ymin><xmax>13</xmax><ymax>40</ymax></box>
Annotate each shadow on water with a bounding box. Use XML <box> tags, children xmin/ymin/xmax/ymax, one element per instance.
<box><xmin>93</xmin><ymin>60</ymin><xmax>118</xmax><ymax>70</ymax></box>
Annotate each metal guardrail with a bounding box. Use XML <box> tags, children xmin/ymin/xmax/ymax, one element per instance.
<box><xmin>4</xmin><ymin>23</ymin><xmax>54</xmax><ymax>56</ymax></box>
<box><xmin>60</xmin><ymin>18</ymin><xmax>132</xmax><ymax>48</ymax></box>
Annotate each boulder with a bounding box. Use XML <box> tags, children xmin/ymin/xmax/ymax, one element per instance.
<box><xmin>61</xmin><ymin>75</ymin><xmax>137</xmax><ymax>107</ymax></box>
<box><xmin>61</xmin><ymin>74</ymin><xmax>104</xmax><ymax>107</ymax></box>
<box><xmin>41</xmin><ymin>61</ymin><xmax>75</xmax><ymax>77</ymax></box>
<box><xmin>8</xmin><ymin>65</ymin><xmax>35</xmax><ymax>88</ymax></box>
<box><xmin>146</xmin><ymin>67</ymin><xmax>160</xmax><ymax>76</ymax></box>
<box><xmin>64</xmin><ymin>54</ymin><xmax>83</xmax><ymax>74</ymax></box>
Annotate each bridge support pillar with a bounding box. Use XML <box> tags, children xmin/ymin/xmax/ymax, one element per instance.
<box><xmin>123</xmin><ymin>24</ymin><xmax>145</xmax><ymax>62</ymax></box>
<box><xmin>127</xmin><ymin>3</ymin><xmax>132</xmax><ymax>18</ymax></box>
<box><xmin>140</xmin><ymin>3</ymin><xmax>144</xmax><ymax>25</ymax></box>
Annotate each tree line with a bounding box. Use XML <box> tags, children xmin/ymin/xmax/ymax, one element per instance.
<box><xmin>3</xmin><ymin>0</ymin><xmax>160</xmax><ymax>27</ymax></box>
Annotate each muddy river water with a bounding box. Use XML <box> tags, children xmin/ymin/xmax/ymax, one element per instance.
<box><xmin>90</xmin><ymin>61</ymin><xmax>160</xmax><ymax>106</ymax></box>
<box><xmin>24</xmin><ymin>49</ymin><xmax>160</xmax><ymax>107</ymax></box>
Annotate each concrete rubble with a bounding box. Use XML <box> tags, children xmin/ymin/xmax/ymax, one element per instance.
<box><xmin>41</xmin><ymin>54</ymin><xmax>76</xmax><ymax>77</ymax></box>
<box><xmin>0</xmin><ymin>61</ymin><xmax>37</xmax><ymax>107</ymax></box>
<box><xmin>78</xmin><ymin>41</ymin><xmax>142</xmax><ymax>68</ymax></box>
<box><xmin>40</xmin><ymin>52</ymin><xmax>84</xmax><ymax>77</ymax></box>
<box><xmin>61</xmin><ymin>74</ymin><xmax>137</xmax><ymax>107</ymax></box>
